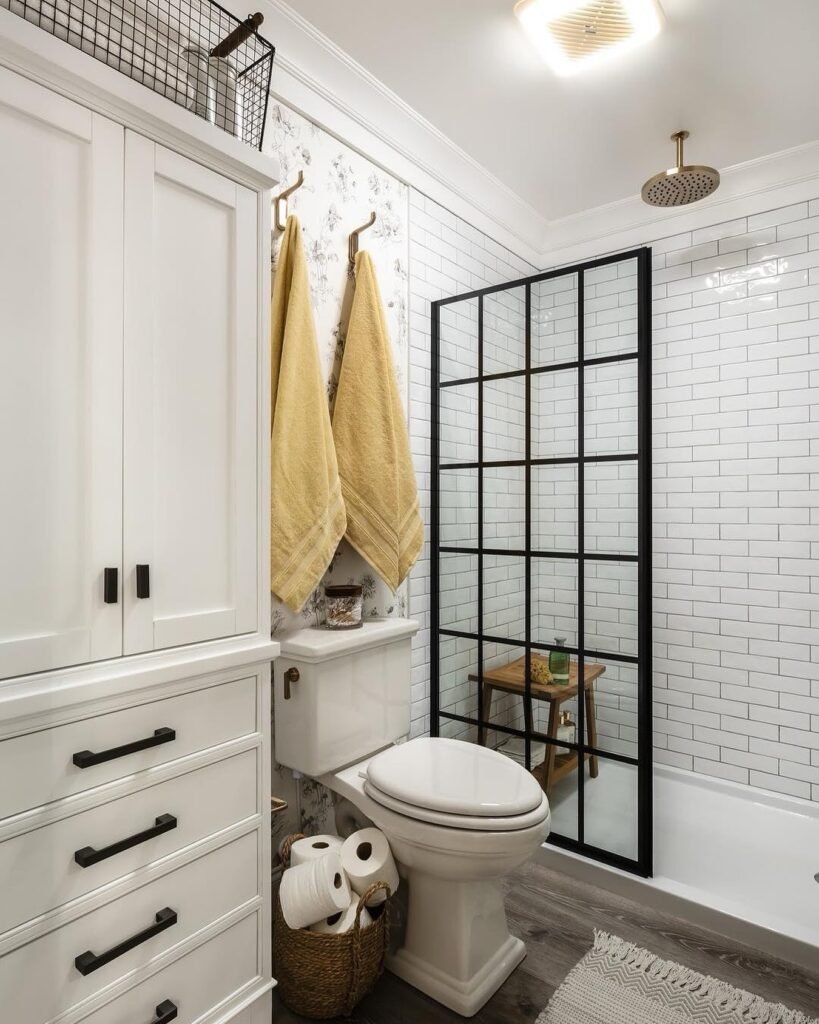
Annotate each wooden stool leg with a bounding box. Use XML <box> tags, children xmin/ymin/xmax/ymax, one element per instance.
<box><xmin>542</xmin><ymin>699</ymin><xmax>559</xmax><ymax>796</ymax></box>
<box><xmin>585</xmin><ymin>687</ymin><xmax>599</xmax><ymax>779</ymax></box>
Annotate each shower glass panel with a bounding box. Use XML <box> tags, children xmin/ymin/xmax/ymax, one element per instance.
<box><xmin>431</xmin><ymin>249</ymin><xmax>652</xmax><ymax>877</ymax></box>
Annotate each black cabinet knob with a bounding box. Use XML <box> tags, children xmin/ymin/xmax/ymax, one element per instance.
<box><xmin>152</xmin><ymin>999</ymin><xmax>178</xmax><ymax>1024</ymax></box>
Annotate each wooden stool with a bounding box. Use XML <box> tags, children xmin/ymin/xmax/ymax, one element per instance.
<box><xmin>468</xmin><ymin>655</ymin><xmax>605</xmax><ymax>797</ymax></box>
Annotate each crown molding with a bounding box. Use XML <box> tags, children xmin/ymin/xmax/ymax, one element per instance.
<box><xmin>541</xmin><ymin>138</ymin><xmax>819</xmax><ymax>268</ymax></box>
<box><xmin>257</xmin><ymin>0</ymin><xmax>545</xmax><ymax>265</ymax></box>
<box><xmin>258</xmin><ymin>0</ymin><xmax>819</xmax><ymax>273</ymax></box>
<box><xmin>254</xmin><ymin>0</ymin><xmax>819</xmax><ymax>274</ymax></box>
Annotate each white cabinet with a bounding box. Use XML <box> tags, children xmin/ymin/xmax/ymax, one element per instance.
<box><xmin>0</xmin><ymin>25</ymin><xmax>276</xmax><ymax>1024</ymax></box>
<box><xmin>0</xmin><ymin>652</ymin><xmax>276</xmax><ymax>1024</ymax></box>
<box><xmin>0</xmin><ymin>68</ymin><xmax>123</xmax><ymax>679</ymax></box>
<box><xmin>0</xmin><ymin>75</ymin><xmax>265</xmax><ymax>680</ymax></box>
<box><xmin>123</xmin><ymin>134</ymin><xmax>259</xmax><ymax>654</ymax></box>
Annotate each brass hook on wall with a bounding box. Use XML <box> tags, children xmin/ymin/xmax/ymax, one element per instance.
<box><xmin>348</xmin><ymin>211</ymin><xmax>376</xmax><ymax>268</ymax></box>
<box><xmin>272</xmin><ymin>170</ymin><xmax>305</xmax><ymax>232</ymax></box>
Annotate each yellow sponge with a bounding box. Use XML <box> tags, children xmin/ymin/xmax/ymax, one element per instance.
<box><xmin>530</xmin><ymin>659</ymin><xmax>553</xmax><ymax>685</ymax></box>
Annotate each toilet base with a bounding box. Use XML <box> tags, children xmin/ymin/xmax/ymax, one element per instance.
<box><xmin>388</xmin><ymin>934</ymin><xmax>525</xmax><ymax>1017</ymax></box>
<box><xmin>386</xmin><ymin>870</ymin><xmax>526</xmax><ymax>1017</ymax></box>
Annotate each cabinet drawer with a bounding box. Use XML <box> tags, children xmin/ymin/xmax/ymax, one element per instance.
<box><xmin>0</xmin><ymin>747</ymin><xmax>258</xmax><ymax>935</ymax></box>
<box><xmin>79</xmin><ymin>911</ymin><xmax>260</xmax><ymax>1024</ymax></box>
<box><xmin>1</xmin><ymin>830</ymin><xmax>258</xmax><ymax>1024</ymax></box>
<box><xmin>0</xmin><ymin>675</ymin><xmax>256</xmax><ymax>819</ymax></box>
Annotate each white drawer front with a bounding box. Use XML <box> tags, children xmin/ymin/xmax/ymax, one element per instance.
<box><xmin>0</xmin><ymin>747</ymin><xmax>258</xmax><ymax>936</ymax></box>
<box><xmin>79</xmin><ymin>912</ymin><xmax>260</xmax><ymax>1024</ymax></box>
<box><xmin>0</xmin><ymin>831</ymin><xmax>259</xmax><ymax>1024</ymax></box>
<box><xmin>0</xmin><ymin>675</ymin><xmax>256</xmax><ymax>819</ymax></box>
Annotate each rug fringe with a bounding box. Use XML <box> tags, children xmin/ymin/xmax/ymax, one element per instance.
<box><xmin>592</xmin><ymin>931</ymin><xmax>818</xmax><ymax>1024</ymax></box>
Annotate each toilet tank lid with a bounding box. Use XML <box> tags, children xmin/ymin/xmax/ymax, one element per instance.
<box><xmin>367</xmin><ymin>737</ymin><xmax>545</xmax><ymax>817</ymax></box>
<box><xmin>279</xmin><ymin>618</ymin><xmax>419</xmax><ymax>663</ymax></box>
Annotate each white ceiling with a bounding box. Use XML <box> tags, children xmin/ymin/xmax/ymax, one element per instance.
<box><xmin>285</xmin><ymin>0</ymin><xmax>819</xmax><ymax>222</ymax></box>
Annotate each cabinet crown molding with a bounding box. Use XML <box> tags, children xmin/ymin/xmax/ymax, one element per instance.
<box><xmin>0</xmin><ymin>7</ymin><xmax>280</xmax><ymax>191</ymax></box>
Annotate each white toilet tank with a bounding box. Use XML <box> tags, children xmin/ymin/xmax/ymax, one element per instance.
<box><xmin>274</xmin><ymin>618</ymin><xmax>419</xmax><ymax>776</ymax></box>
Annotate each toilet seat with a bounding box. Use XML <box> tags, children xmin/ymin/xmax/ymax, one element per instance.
<box><xmin>363</xmin><ymin>737</ymin><xmax>549</xmax><ymax>832</ymax></box>
<box><xmin>363</xmin><ymin>778</ymin><xmax>550</xmax><ymax>831</ymax></box>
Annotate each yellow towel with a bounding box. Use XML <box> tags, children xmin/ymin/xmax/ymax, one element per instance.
<box><xmin>270</xmin><ymin>215</ymin><xmax>346</xmax><ymax>612</ymax></box>
<box><xmin>332</xmin><ymin>250</ymin><xmax>423</xmax><ymax>590</ymax></box>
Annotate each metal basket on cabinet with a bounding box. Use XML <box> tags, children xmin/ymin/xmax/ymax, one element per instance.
<box><xmin>2</xmin><ymin>0</ymin><xmax>275</xmax><ymax>149</ymax></box>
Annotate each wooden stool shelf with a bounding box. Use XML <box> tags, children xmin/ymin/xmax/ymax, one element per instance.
<box><xmin>468</xmin><ymin>655</ymin><xmax>605</xmax><ymax>797</ymax></box>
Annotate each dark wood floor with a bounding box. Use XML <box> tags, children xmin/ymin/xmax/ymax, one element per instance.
<box><xmin>273</xmin><ymin>859</ymin><xmax>819</xmax><ymax>1023</ymax></box>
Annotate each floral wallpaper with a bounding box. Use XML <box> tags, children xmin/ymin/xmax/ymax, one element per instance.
<box><xmin>265</xmin><ymin>101</ymin><xmax>411</xmax><ymax>638</ymax></box>
<box><xmin>264</xmin><ymin>101</ymin><xmax>411</xmax><ymax>847</ymax></box>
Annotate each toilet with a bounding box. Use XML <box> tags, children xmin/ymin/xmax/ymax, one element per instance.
<box><xmin>274</xmin><ymin>618</ymin><xmax>551</xmax><ymax>1017</ymax></box>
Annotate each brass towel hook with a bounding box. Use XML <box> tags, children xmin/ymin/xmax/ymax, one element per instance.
<box><xmin>348</xmin><ymin>211</ymin><xmax>376</xmax><ymax>268</ymax></box>
<box><xmin>272</xmin><ymin>170</ymin><xmax>305</xmax><ymax>232</ymax></box>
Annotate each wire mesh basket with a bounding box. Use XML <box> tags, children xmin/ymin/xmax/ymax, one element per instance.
<box><xmin>2</xmin><ymin>0</ymin><xmax>275</xmax><ymax>149</ymax></box>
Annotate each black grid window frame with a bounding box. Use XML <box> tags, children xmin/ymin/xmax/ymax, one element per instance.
<box><xmin>430</xmin><ymin>248</ymin><xmax>653</xmax><ymax>878</ymax></box>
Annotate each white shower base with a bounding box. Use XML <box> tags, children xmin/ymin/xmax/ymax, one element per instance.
<box><xmin>652</xmin><ymin>765</ymin><xmax>819</xmax><ymax>949</ymax></box>
<box><xmin>539</xmin><ymin>763</ymin><xmax>819</xmax><ymax>967</ymax></box>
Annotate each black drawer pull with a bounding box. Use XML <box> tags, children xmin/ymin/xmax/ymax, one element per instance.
<box><xmin>72</xmin><ymin>727</ymin><xmax>176</xmax><ymax>769</ymax></box>
<box><xmin>136</xmin><ymin>563</ymin><xmax>150</xmax><ymax>599</ymax></box>
<box><xmin>152</xmin><ymin>1001</ymin><xmax>178</xmax><ymax>1024</ymax></box>
<box><xmin>74</xmin><ymin>906</ymin><xmax>177</xmax><ymax>976</ymax></box>
<box><xmin>74</xmin><ymin>813</ymin><xmax>177</xmax><ymax>868</ymax></box>
<box><xmin>103</xmin><ymin>567</ymin><xmax>118</xmax><ymax>604</ymax></box>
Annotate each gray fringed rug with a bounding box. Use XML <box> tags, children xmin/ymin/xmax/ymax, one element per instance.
<box><xmin>537</xmin><ymin>931</ymin><xmax>819</xmax><ymax>1024</ymax></box>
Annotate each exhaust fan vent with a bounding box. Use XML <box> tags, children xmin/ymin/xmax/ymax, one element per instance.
<box><xmin>514</xmin><ymin>0</ymin><xmax>663</xmax><ymax>74</ymax></box>
<box><xmin>550</xmin><ymin>1</ymin><xmax>634</xmax><ymax>60</ymax></box>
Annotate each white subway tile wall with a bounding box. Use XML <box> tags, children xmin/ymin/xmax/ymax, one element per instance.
<box><xmin>408</xmin><ymin>189</ymin><xmax>536</xmax><ymax>743</ymax></box>
<box><xmin>410</xmin><ymin>191</ymin><xmax>819</xmax><ymax>804</ymax></box>
<box><xmin>652</xmin><ymin>198</ymin><xmax>819</xmax><ymax>802</ymax></box>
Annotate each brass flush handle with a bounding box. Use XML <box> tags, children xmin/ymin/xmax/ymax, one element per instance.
<box><xmin>283</xmin><ymin>667</ymin><xmax>300</xmax><ymax>700</ymax></box>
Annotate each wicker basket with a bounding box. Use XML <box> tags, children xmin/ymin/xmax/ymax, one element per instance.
<box><xmin>274</xmin><ymin>834</ymin><xmax>392</xmax><ymax>1019</ymax></box>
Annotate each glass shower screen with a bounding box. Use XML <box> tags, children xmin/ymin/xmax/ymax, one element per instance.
<box><xmin>431</xmin><ymin>248</ymin><xmax>652</xmax><ymax>877</ymax></box>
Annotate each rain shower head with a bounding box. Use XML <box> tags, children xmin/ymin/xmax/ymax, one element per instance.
<box><xmin>641</xmin><ymin>131</ymin><xmax>720</xmax><ymax>207</ymax></box>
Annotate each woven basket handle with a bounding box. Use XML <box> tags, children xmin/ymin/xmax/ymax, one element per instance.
<box><xmin>278</xmin><ymin>832</ymin><xmax>306</xmax><ymax>869</ymax></box>
<box><xmin>346</xmin><ymin>881</ymin><xmax>391</xmax><ymax>1014</ymax></box>
<box><xmin>353</xmin><ymin>881</ymin><xmax>391</xmax><ymax>932</ymax></box>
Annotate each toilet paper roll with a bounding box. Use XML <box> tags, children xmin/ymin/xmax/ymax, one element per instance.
<box><xmin>340</xmin><ymin>828</ymin><xmax>399</xmax><ymax>906</ymax></box>
<box><xmin>310</xmin><ymin>899</ymin><xmax>372</xmax><ymax>935</ymax></box>
<box><xmin>290</xmin><ymin>834</ymin><xmax>344</xmax><ymax>867</ymax></box>
<box><xmin>279</xmin><ymin>851</ymin><xmax>352</xmax><ymax>930</ymax></box>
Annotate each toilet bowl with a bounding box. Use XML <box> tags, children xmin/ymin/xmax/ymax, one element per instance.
<box><xmin>322</xmin><ymin>738</ymin><xmax>551</xmax><ymax>1016</ymax></box>
<box><xmin>274</xmin><ymin>619</ymin><xmax>551</xmax><ymax>1017</ymax></box>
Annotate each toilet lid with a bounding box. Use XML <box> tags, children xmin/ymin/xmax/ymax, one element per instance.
<box><xmin>363</xmin><ymin>779</ymin><xmax>550</xmax><ymax>832</ymax></box>
<box><xmin>366</xmin><ymin>737</ymin><xmax>544</xmax><ymax>818</ymax></box>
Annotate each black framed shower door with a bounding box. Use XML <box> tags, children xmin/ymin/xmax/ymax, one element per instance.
<box><xmin>430</xmin><ymin>247</ymin><xmax>652</xmax><ymax>877</ymax></box>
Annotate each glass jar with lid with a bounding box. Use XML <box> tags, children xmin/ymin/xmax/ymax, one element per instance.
<box><xmin>323</xmin><ymin>584</ymin><xmax>364</xmax><ymax>630</ymax></box>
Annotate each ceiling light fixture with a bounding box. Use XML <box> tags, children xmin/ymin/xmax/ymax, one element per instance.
<box><xmin>514</xmin><ymin>0</ymin><xmax>663</xmax><ymax>76</ymax></box>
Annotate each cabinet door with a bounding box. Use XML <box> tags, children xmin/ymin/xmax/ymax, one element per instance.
<box><xmin>0</xmin><ymin>68</ymin><xmax>123</xmax><ymax>680</ymax></box>
<box><xmin>123</xmin><ymin>132</ymin><xmax>258</xmax><ymax>654</ymax></box>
